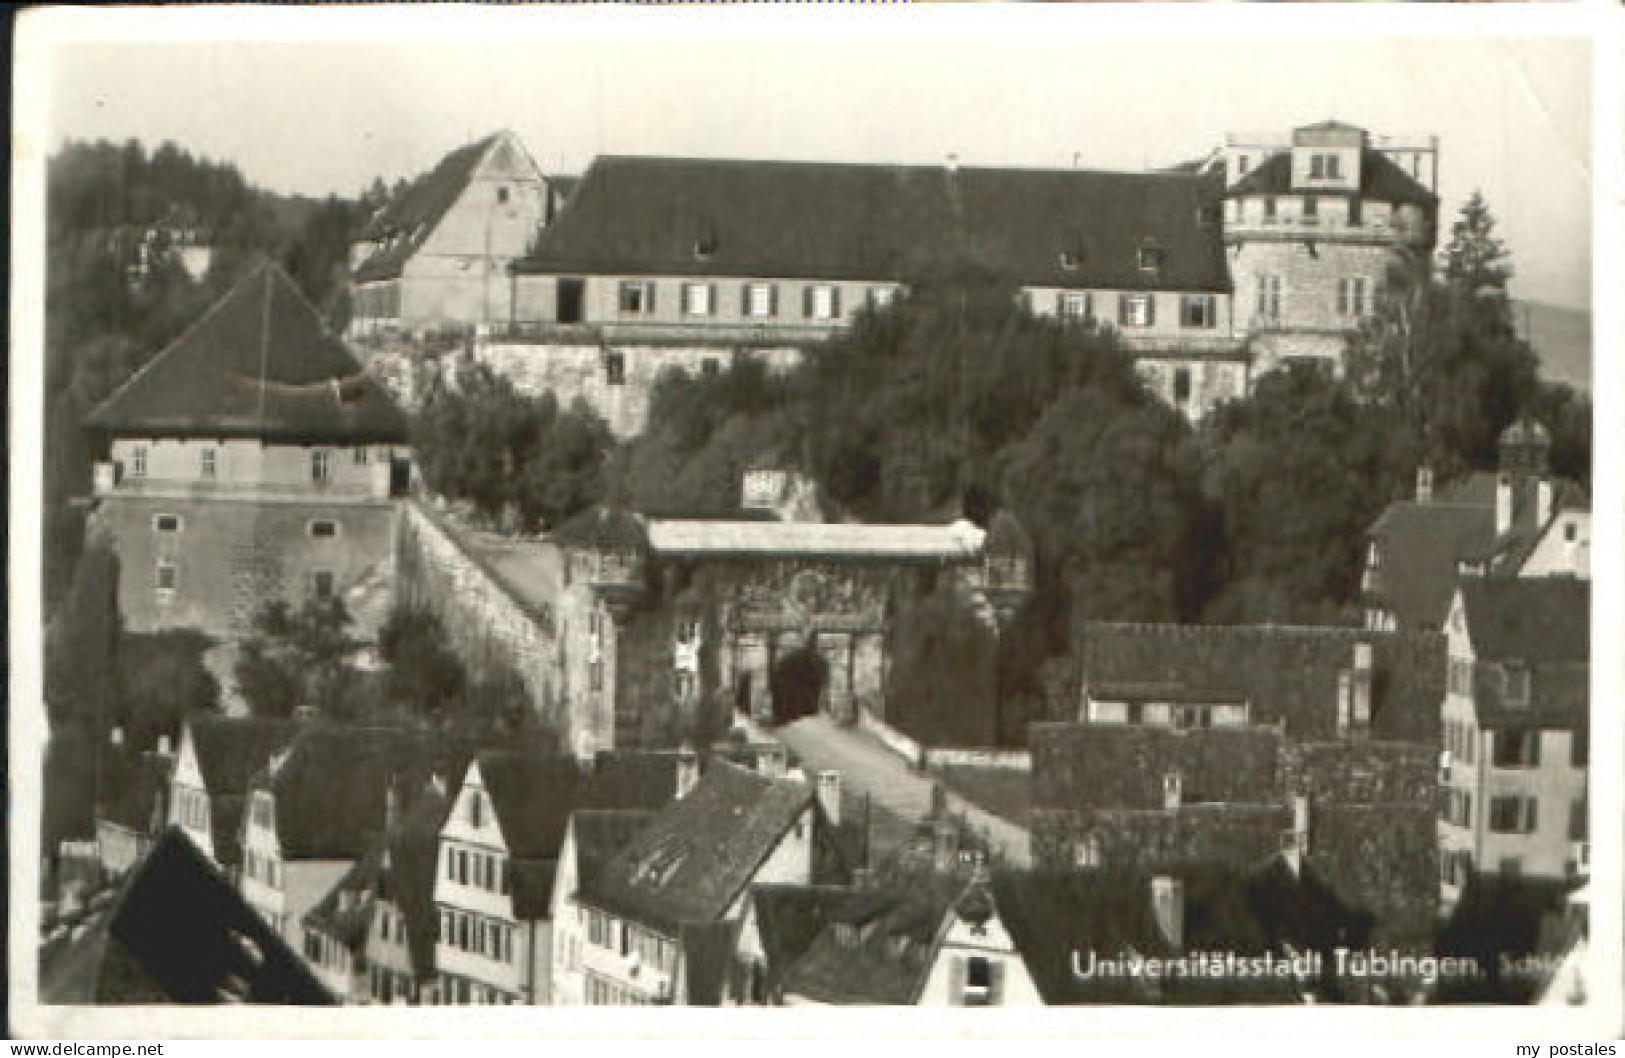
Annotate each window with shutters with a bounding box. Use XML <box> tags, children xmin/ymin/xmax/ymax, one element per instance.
<box><xmin>618</xmin><ymin>281</ymin><xmax>654</xmax><ymax>315</ymax></box>
<box><xmin>681</xmin><ymin>282</ymin><xmax>713</xmax><ymax>316</ymax></box>
<box><xmin>1302</xmin><ymin>196</ymin><xmax>1320</xmax><ymax>223</ymax></box>
<box><xmin>200</xmin><ymin>448</ymin><xmax>217</xmax><ymax>478</ymax></box>
<box><xmin>962</xmin><ymin>956</ymin><xmax>995</xmax><ymax>1006</ymax></box>
<box><xmin>131</xmin><ymin>445</ymin><xmax>149</xmax><ymax>478</ymax></box>
<box><xmin>1059</xmin><ymin>291</ymin><xmax>1092</xmax><ymax>321</ymax></box>
<box><xmin>806</xmin><ymin>285</ymin><xmax>840</xmax><ymax>320</ymax></box>
<box><xmin>1262</xmin><ymin>197</ymin><xmax>1277</xmax><ymax>223</ymax></box>
<box><xmin>745</xmin><ymin>282</ymin><xmax>776</xmax><ymax>318</ymax></box>
<box><xmin>605</xmin><ymin>352</ymin><xmax>626</xmax><ymax>386</ymax></box>
<box><xmin>1119</xmin><ymin>294</ymin><xmax>1155</xmax><ymax>328</ymax></box>
<box><xmin>1179</xmin><ymin>295</ymin><xmax>1216</xmax><ymax>329</ymax></box>
<box><xmin>312</xmin><ymin>449</ymin><xmax>332</xmax><ymax>483</ymax></box>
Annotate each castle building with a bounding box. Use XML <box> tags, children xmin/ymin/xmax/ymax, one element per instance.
<box><xmin>1437</xmin><ymin>578</ymin><xmax>1588</xmax><ymax>912</ymax></box>
<box><xmin>348</xmin><ymin>131</ymin><xmax>561</xmax><ymax>339</ymax></box>
<box><xmin>84</xmin><ymin>262</ymin><xmax>413</xmax><ymax>637</ymax></box>
<box><xmin>1209</xmin><ymin>121</ymin><xmax>1440</xmax><ymax>374</ymax></box>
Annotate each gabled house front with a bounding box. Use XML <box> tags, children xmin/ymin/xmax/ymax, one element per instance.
<box><xmin>1438</xmin><ymin>577</ymin><xmax>1589</xmax><ymax>912</ymax></box>
<box><xmin>551</xmin><ymin>759</ymin><xmax>845</xmax><ymax>1006</ymax></box>
<box><xmin>239</xmin><ymin>725</ymin><xmax>432</xmax><ymax>946</ymax></box>
<box><xmin>433</xmin><ymin>747</ymin><xmax>691</xmax><ymax>1004</ymax></box>
<box><xmin>166</xmin><ymin>716</ymin><xmax>297</xmax><ymax>874</ymax></box>
<box><xmin>348</xmin><ymin>130</ymin><xmax>554</xmax><ymax>339</ymax></box>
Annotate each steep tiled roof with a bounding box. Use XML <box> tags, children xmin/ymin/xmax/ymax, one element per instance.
<box><xmin>481</xmin><ymin>750</ymin><xmax>683</xmax><ymax>919</ymax></box>
<box><xmin>1228</xmin><ymin>149</ymin><xmax>1437</xmax><ymax>208</ymax></box>
<box><xmin>584</xmin><ymin>762</ymin><xmax>814</xmax><ymax>935</ymax></box>
<box><xmin>515</xmin><ymin>156</ymin><xmax>1231</xmax><ymax>292</ymax></box>
<box><xmin>1078</xmin><ymin>622</ymin><xmax>1445</xmax><ymax>743</ymax></box>
<box><xmin>353</xmin><ymin>134</ymin><xmax>500</xmax><ymax>282</ymax></box>
<box><xmin>84</xmin><ymin>261</ymin><xmax>408</xmax><ymax>442</ymax></box>
<box><xmin>258</xmin><ymin>725</ymin><xmax>435</xmax><ymax>862</ymax></box>
<box><xmin>747</xmin><ymin>884</ymin><xmax>857</xmax><ymax>991</ymax></box>
<box><xmin>1460</xmin><ymin>578</ymin><xmax>1589</xmax><ymax>664</ymax></box>
<box><xmin>1032</xmin><ymin>724</ymin><xmax>1285</xmax><ymax>812</ymax></box>
<box><xmin>571</xmin><ymin>809</ymin><xmax>658</xmax><ymax>894</ymax></box>
<box><xmin>42</xmin><ymin>828</ymin><xmax>335</xmax><ymax>1004</ymax></box>
<box><xmin>993</xmin><ymin>866</ymin><xmax>1335</xmax><ymax>1005</ymax></box>
<box><xmin>1367</xmin><ymin>472</ymin><xmax>1589</xmax><ymax>629</ymax></box>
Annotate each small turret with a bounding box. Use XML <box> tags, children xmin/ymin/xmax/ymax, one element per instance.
<box><xmin>982</xmin><ymin>510</ymin><xmax>1034</xmax><ymax>629</ymax></box>
<box><xmin>554</xmin><ymin>505</ymin><xmax>649</xmax><ymax>624</ymax></box>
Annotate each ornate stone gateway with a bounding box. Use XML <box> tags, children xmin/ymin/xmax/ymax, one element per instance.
<box><xmin>717</xmin><ymin>561</ymin><xmax>893</xmax><ymax>725</ymax></box>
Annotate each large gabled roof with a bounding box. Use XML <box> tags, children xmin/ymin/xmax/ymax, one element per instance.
<box><xmin>255</xmin><ymin>725</ymin><xmax>436</xmax><ymax>862</ymax></box>
<box><xmin>515</xmin><ymin>155</ymin><xmax>1231</xmax><ymax>293</ymax></box>
<box><xmin>583</xmin><ymin>761</ymin><xmax>814</xmax><ymax>935</ymax></box>
<box><xmin>84</xmin><ymin>261</ymin><xmax>408</xmax><ymax>442</ymax></box>
<box><xmin>1078</xmin><ymin>622</ymin><xmax>1445</xmax><ymax>744</ymax></box>
<box><xmin>353</xmin><ymin>133</ymin><xmax>504</xmax><ymax>283</ymax></box>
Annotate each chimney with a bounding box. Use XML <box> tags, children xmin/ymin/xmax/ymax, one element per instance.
<box><xmin>757</xmin><ymin>744</ymin><xmax>787</xmax><ymax>780</ymax></box>
<box><xmin>816</xmin><ymin>770</ymin><xmax>842</xmax><ymax>828</ymax></box>
<box><xmin>156</xmin><ymin>734</ymin><xmax>172</xmax><ymax>757</ymax></box>
<box><xmin>932</xmin><ymin>817</ymin><xmax>960</xmax><ymax>873</ymax></box>
<box><xmin>1162</xmin><ymin>772</ymin><xmax>1183</xmax><ymax>811</ymax></box>
<box><xmin>944</xmin><ymin>151</ymin><xmax>960</xmax><ymax>175</ymax></box>
<box><xmin>1495</xmin><ymin>473</ymin><xmax>1513</xmax><ymax>537</ymax></box>
<box><xmin>675</xmin><ymin>744</ymin><xmax>700</xmax><ymax>800</ymax></box>
<box><xmin>1415</xmin><ymin>466</ymin><xmax>1433</xmax><ymax>504</ymax></box>
<box><xmin>1282</xmin><ymin>793</ymin><xmax>1311</xmax><ymax>876</ymax></box>
<box><xmin>1537</xmin><ymin>478</ymin><xmax>1553</xmax><ymax>527</ymax></box>
<box><xmin>1151</xmin><ymin>875</ymin><xmax>1185</xmax><ymax>950</ymax></box>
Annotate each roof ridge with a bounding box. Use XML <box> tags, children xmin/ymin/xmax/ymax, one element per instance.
<box><xmin>588</xmin><ymin>153</ymin><xmax>1211</xmax><ymax>181</ymax></box>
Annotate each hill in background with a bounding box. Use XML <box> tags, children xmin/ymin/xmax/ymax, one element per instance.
<box><xmin>1516</xmin><ymin>299</ymin><xmax>1591</xmax><ymax>392</ymax></box>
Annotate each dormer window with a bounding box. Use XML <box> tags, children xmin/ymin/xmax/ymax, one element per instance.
<box><xmin>1058</xmin><ymin>250</ymin><xmax>1081</xmax><ymax>271</ymax></box>
<box><xmin>693</xmin><ymin>235</ymin><xmax>718</xmax><ymax>261</ymax></box>
<box><xmin>1137</xmin><ymin>246</ymin><xmax>1165</xmax><ymax>276</ymax></box>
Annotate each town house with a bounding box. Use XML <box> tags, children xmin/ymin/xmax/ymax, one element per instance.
<box><xmin>300</xmin><ymin>777</ymin><xmax>450</xmax><ymax>1004</ymax></box>
<box><xmin>239</xmin><ymin>725</ymin><xmax>432</xmax><ymax>946</ymax></box>
<box><xmin>1363</xmin><ymin>419</ymin><xmax>1590</xmax><ymax>633</ymax></box>
<box><xmin>166</xmin><ymin>716</ymin><xmax>297</xmax><ymax>875</ymax></box>
<box><xmin>1437</xmin><ymin>577</ymin><xmax>1589</xmax><ymax>911</ymax></box>
<box><xmin>431</xmin><ymin>747</ymin><xmax>691</xmax><ymax>1004</ymax></box>
<box><xmin>348</xmin><ymin>130</ymin><xmax>559</xmax><ymax>339</ymax></box>
<box><xmin>549</xmin><ymin>759</ymin><xmax>844</xmax><ymax>1005</ymax></box>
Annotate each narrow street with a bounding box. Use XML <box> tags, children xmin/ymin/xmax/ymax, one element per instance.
<box><xmin>774</xmin><ymin>715</ymin><xmax>1032</xmax><ymax>868</ymax></box>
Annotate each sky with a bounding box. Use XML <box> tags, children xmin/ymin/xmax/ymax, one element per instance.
<box><xmin>38</xmin><ymin>14</ymin><xmax>1593</xmax><ymax>309</ymax></box>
